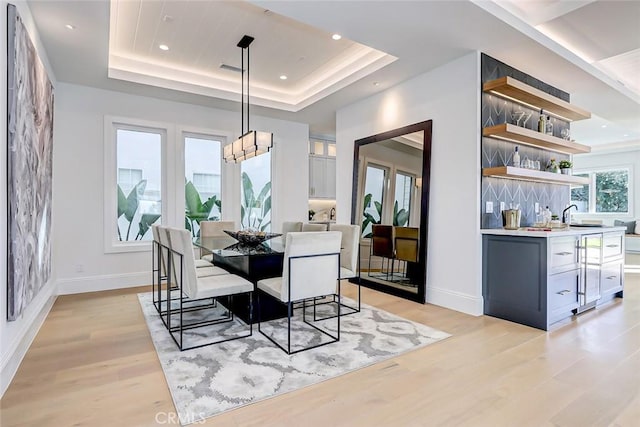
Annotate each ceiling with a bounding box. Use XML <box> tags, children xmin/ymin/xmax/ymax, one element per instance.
<box><xmin>108</xmin><ymin>0</ymin><xmax>395</xmax><ymax>111</ymax></box>
<box><xmin>27</xmin><ymin>0</ymin><xmax>640</xmax><ymax>147</ymax></box>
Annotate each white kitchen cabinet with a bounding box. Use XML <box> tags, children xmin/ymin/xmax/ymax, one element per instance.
<box><xmin>309</xmin><ymin>139</ymin><xmax>336</xmax><ymax>199</ymax></box>
<box><xmin>309</xmin><ymin>156</ymin><xmax>336</xmax><ymax>199</ymax></box>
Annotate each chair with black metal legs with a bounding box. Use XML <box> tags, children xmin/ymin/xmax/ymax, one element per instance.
<box><xmin>280</xmin><ymin>221</ymin><xmax>302</xmax><ymax>246</ymax></box>
<box><xmin>257</xmin><ymin>231</ymin><xmax>342</xmax><ymax>354</ymax></box>
<box><xmin>199</xmin><ymin>221</ymin><xmax>236</xmax><ymax>262</ymax></box>
<box><xmin>154</xmin><ymin>225</ymin><xmax>230</xmax><ymax>317</ymax></box>
<box><xmin>301</xmin><ymin>223</ymin><xmax>328</xmax><ymax>232</ymax></box>
<box><xmin>369</xmin><ymin>224</ymin><xmax>394</xmax><ymax>280</ymax></box>
<box><xmin>152</xmin><ymin>225</ymin><xmax>168</xmax><ymax>314</ymax></box>
<box><xmin>393</xmin><ymin>226</ymin><xmax>419</xmax><ymax>284</ymax></box>
<box><xmin>162</xmin><ymin>227</ymin><xmax>254</xmax><ymax>351</ymax></box>
<box><xmin>309</xmin><ymin>223</ymin><xmax>361</xmax><ymax>319</ymax></box>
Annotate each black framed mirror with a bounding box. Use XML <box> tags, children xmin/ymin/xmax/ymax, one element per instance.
<box><xmin>350</xmin><ymin>120</ymin><xmax>432</xmax><ymax>303</ymax></box>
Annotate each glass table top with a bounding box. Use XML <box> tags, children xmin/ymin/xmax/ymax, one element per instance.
<box><xmin>193</xmin><ymin>236</ymin><xmax>284</xmax><ymax>257</ymax></box>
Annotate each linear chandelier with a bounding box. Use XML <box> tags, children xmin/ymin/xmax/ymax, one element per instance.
<box><xmin>224</xmin><ymin>35</ymin><xmax>273</xmax><ymax>163</ymax></box>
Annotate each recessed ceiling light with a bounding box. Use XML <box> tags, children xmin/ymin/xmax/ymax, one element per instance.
<box><xmin>623</xmin><ymin>134</ymin><xmax>629</xmax><ymax>137</ymax></box>
<box><xmin>332</xmin><ymin>34</ymin><xmax>342</xmax><ymax>40</ymax></box>
<box><xmin>373</xmin><ymin>82</ymin><xmax>380</xmax><ymax>86</ymax></box>
<box><xmin>601</xmin><ymin>124</ymin><xmax>607</xmax><ymax>128</ymax></box>
<box><xmin>279</xmin><ymin>75</ymin><xmax>288</xmax><ymax>80</ymax></box>
<box><xmin>65</xmin><ymin>24</ymin><xmax>75</xmax><ymax>30</ymax></box>
<box><xmin>159</xmin><ymin>44</ymin><xmax>169</xmax><ymax>51</ymax></box>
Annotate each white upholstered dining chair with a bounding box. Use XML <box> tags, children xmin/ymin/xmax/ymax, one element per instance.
<box><xmin>302</xmin><ymin>223</ymin><xmax>328</xmax><ymax>232</ymax></box>
<box><xmin>256</xmin><ymin>231</ymin><xmax>342</xmax><ymax>354</ymax></box>
<box><xmin>280</xmin><ymin>221</ymin><xmax>302</xmax><ymax>245</ymax></box>
<box><xmin>199</xmin><ymin>220</ymin><xmax>236</xmax><ymax>261</ymax></box>
<box><xmin>164</xmin><ymin>227</ymin><xmax>254</xmax><ymax>351</ymax></box>
<box><xmin>153</xmin><ymin>225</ymin><xmax>228</xmax><ymax>317</ymax></box>
<box><xmin>328</xmin><ymin>223</ymin><xmax>361</xmax><ymax>315</ymax></box>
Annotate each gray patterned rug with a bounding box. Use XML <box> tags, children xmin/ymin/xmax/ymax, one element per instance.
<box><xmin>138</xmin><ymin>293</ymin><xmax>450</xmax><ymax>425</ymax></box>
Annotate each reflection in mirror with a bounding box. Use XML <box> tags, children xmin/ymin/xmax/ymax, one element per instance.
<box><xmin>351</xmin><ymin>121</ymin><xmax>432</xmax><ymax>303</ymax></box>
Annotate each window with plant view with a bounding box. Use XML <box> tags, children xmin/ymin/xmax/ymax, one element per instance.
<box><xmin>393</xmin><ymin>172</ymin><xmax>413</xmax><ymax>227</ymax></box>
<box><xmin>240</xmin><ymin>152</ymin><xmax>271</xmax><ymax>231</ymax></box>
<box><xmin>116</xmin><ymin>128</ymin><xmax>162</xmax><ymax>242</ymax></box>
<box><xmin>570</xmin><ymin>173</ymin><xmax>590</xmax><ymax>212</ymax></box>
<box><xmin>361</xmin><ymin>164</ymin><xmax>387</xmax><ymax>238</ymax></box>
<box><xmin>185</xmin><ymin>135</ymin><xmax>222</xmax><ymax>237</ymax></box>
<box><xmin>571</xmin><ymin>169</ymin><xmax>629</xmax><ymax>214</ymax></box>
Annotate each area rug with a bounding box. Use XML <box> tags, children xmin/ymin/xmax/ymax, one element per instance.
<box><xmin>138</xmin><ymin>293</ymin><xmax>450</xmax><ymax>425</ymax></box>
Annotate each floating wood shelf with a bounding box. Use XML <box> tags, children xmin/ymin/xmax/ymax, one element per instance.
<box><xmin>483</xmin><ymin>77</ymin><xmax>591</xmax><ymax>121</ymax></box>
<box><xmin>483</xmin><ymin>166</ymin><xmax>590</xmax><ymax>185</ymax></box>
<box><xmin>483</xmin><ymin>123</ymin><xmax>591</xmax><ymax>154</ymax></box>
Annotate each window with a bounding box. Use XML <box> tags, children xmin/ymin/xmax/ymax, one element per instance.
<box><xmin>393</xmin><ymin>172</ymin><xmax>414</xmax><ymax>227</ymax></box>
<box><xmin>192</xmin><ymin>173</ymin><xmax>219</xmax><ymax>196</ymax></box>
<box><xmin>116</xmin><ymin>128</ymin><xmax>162</xmax><ymax>242</ymax></box>
<box><xmin>185</xmin><ymin>135</ymin><xmax>222</xmax><ymax>236</ymax></box>
<box><xmin>570</xmin><ymin>173</ymin><xmax>589</xmax><ymax>212</ymax></box>
<box><xmin>361</xmin><ymin>164</ymin><xmax>387</xmax><ymax>238</ymax></box>
<box><xmin>105</xmin><ymin>117</ymin><xmax>167</xmax><ymax>253</ymax></box>
<box><xmin>571</xmin><ymin>168</ymin><xmax>630</xmax><ymax>214</ymax></box>
<box><xmin>118</xmin><ymin>168</ymin><xmax>142</xmax><ymax>195</ymax></box>
<box><xmin>240</xmin><ymin>152</ymin><xmax>271</xmax><ymax>231</ymax></box>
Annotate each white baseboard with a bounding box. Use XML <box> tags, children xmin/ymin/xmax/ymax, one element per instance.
<box><xmin>57</xmin><ymin>271</ymin><xmax>150</xmax><ymax>295</ymax></box>
<box><xmin>1</xmin><ymin>282</ymin><xmax>57</xmax><ymax>398</ymax></box>
<box><xmin>426</xmin><ymin>286</ymin><xmax>484</xmax><ymax>316</ymax></box>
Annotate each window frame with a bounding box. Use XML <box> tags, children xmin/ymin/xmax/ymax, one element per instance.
<box><xmin>178</xmin><ymin>127</ymin><xmax>236</xmax><ymax>227</ymax></box>
<box><xmin>181</xmin><ymin>130</ymin><xmax>227</xmax><ymax>236</ymax></box>
<box><xmin>357</xmin><ymin>156</ymin><xmax>421</xmax><ymax>240</ymax></box>
<box><xmin>104</xmin><ymin>116</ymin><xmax>170</xmax><ymax>253</ymax></box>
<box><xmin>571</xmin><ymin>165</ymin><xmax>633</xmax><ymax>217</ymax></box>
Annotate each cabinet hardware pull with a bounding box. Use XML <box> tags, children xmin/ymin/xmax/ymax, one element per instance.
<box><xmin>606</xmin><ymin>244</ymin><xmax>619</xmax><ymax>248</ymax></box>
<box><xmin>556</xmin><ymin>251</ymin><xmax>572</xmax><ymax>256</ymax></box>
<box><xmin>557</xmin><ymin>289</ymin><xmax>571</xmax><ymax>295</ymax></box>
<box><xmin>606</xmin><ymin>275</ymin><xmax>617</xmax><ymax>280</ymax></box>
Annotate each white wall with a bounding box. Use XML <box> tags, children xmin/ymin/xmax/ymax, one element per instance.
<box><xmin>1</xmin><ymin>0</ymin><xmax>58</xmax><ymax>397</ymax></box>
<box><xmin>54</xmin><ymin>83</ymin><xmax>309</xmax><ymax>293</ymax></box>
<box><xmin>336</xmin><ymin>52</ymin><xmax>482</xmax><ymax>315</ymax></box>
<box><xmin>572</xmin><ymin>146</ymin><xmax>640</xmax><ymax>224</ymax></box>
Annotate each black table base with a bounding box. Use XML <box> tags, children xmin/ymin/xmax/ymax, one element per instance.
<box><xmin>212</xmin><ymin>247</ymin><xmax>287</xmax><ymax>324</ymax></box>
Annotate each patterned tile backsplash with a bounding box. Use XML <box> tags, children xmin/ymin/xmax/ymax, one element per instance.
<box><xmin>481</xmin><ymin>54</ymin><xmax>571</xmax><ymax>229</ymax></box>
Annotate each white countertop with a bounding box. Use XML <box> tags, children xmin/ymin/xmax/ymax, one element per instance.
<box><xmin>481</xmin><ymin>226</ymin><xmax>627</xmax><ymax>238</ymax></box>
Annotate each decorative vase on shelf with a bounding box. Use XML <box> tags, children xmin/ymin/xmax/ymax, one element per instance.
<box><xmin>547</xmin><ymin>159</ymin><xmax>559</xmax><ymax>173</ymax></box>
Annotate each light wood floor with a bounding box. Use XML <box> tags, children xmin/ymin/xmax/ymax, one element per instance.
<box><xmin>2</xmin><ymin>272</ymin><xmax>639</xmax><ymax>427</ymax></box>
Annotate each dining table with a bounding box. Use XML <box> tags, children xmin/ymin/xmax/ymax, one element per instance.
<box><xmin>192</xmin><ymin>235</ymin><xmax>287</xmax><ymax>323</ymax></box>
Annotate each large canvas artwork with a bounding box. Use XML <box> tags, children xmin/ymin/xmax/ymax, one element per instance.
<box><xmin>6</xmin><ymin>4</ymin><xmax>54</xmax><ymax>321</ymax></box>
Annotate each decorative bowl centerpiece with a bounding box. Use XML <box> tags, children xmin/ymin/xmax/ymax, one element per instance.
<box><xmin>223</xmin><ymin>229</ymin><xmax>282</xmax><ymax>247</ymax></box>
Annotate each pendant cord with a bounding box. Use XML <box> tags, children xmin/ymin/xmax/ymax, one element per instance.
<box><xmin>241</xmin><ymin>45</ymin><xmax>244</xmax><ymax>136</ymax></box>
<box><xmin>247</xmin><ymin>44</ymin><xmax>250</xmax><ymax>134</ymax></box>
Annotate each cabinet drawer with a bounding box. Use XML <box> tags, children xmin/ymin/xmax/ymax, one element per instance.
<box><xmin>600</xmin><ymin>261</ymin><xmax>623</xmax><ymax>295</ymax></box>
<box><xmin>602</xmin><ymin>233</ymin><xmax>624</xmax><ymax>260</ymax></box>
<box><xmin>550</xmin><ymin>237</ymin><xmax>579</xmax><ymax>273</ymax></box>
<box><xmin>548</xmin><ymin>269</ymin><xmax>579</xmax><ymax>311</ymax></box>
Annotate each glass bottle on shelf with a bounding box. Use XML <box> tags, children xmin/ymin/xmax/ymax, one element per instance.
<box><xmin>512</xmin><ymin>146</ymin><xmax>520</xmax><ymax>167</ymax></box>
<box><xmin>545</xmin><ymin>116</ymin><xmax>553</xmax><ymax>136</ymax></box>
<box><xmin>538</xmin><ymin>109</ymin><xmax>546</xmax><ymax>133</ymax></box>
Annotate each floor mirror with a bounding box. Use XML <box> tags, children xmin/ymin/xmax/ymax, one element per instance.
<box><xmin>350</xmin><ymin>120</ymin><xmax>432</xmax><ymax>303</ymax></box>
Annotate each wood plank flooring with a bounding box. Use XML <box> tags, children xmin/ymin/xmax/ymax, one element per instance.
<box><xmin>1</xmin><ymin>273</ymin><xmax>639</xmax><ymax>427</ymax></box>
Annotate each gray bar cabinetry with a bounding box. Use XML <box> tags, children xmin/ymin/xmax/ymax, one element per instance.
<box><xmin>482</xmin><ymin>229</ymin><xmax>625</xmax><ymax>330</ymax></box>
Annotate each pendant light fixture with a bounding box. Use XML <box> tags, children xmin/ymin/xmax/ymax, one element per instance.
<box><xmin>224</xmin><ymin>35</ymin><xmax>273</xmax><ymax>163</ymax></box>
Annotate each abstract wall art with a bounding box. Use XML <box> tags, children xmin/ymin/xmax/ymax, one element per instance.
<box><xmin>6</xmin><ymin>4</ymin><xmax>54</xmax><ymax>320</ymax></box>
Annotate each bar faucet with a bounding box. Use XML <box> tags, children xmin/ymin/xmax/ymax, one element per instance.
<box><xmin>562</xmin><ymin>204</ymin><xmax>578</xmax><ymax>224</ymax></box>
<box><xmin>329</xmin><ymin>207</ymin><xmax>336</xmax><ymax>220</ymax></box>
